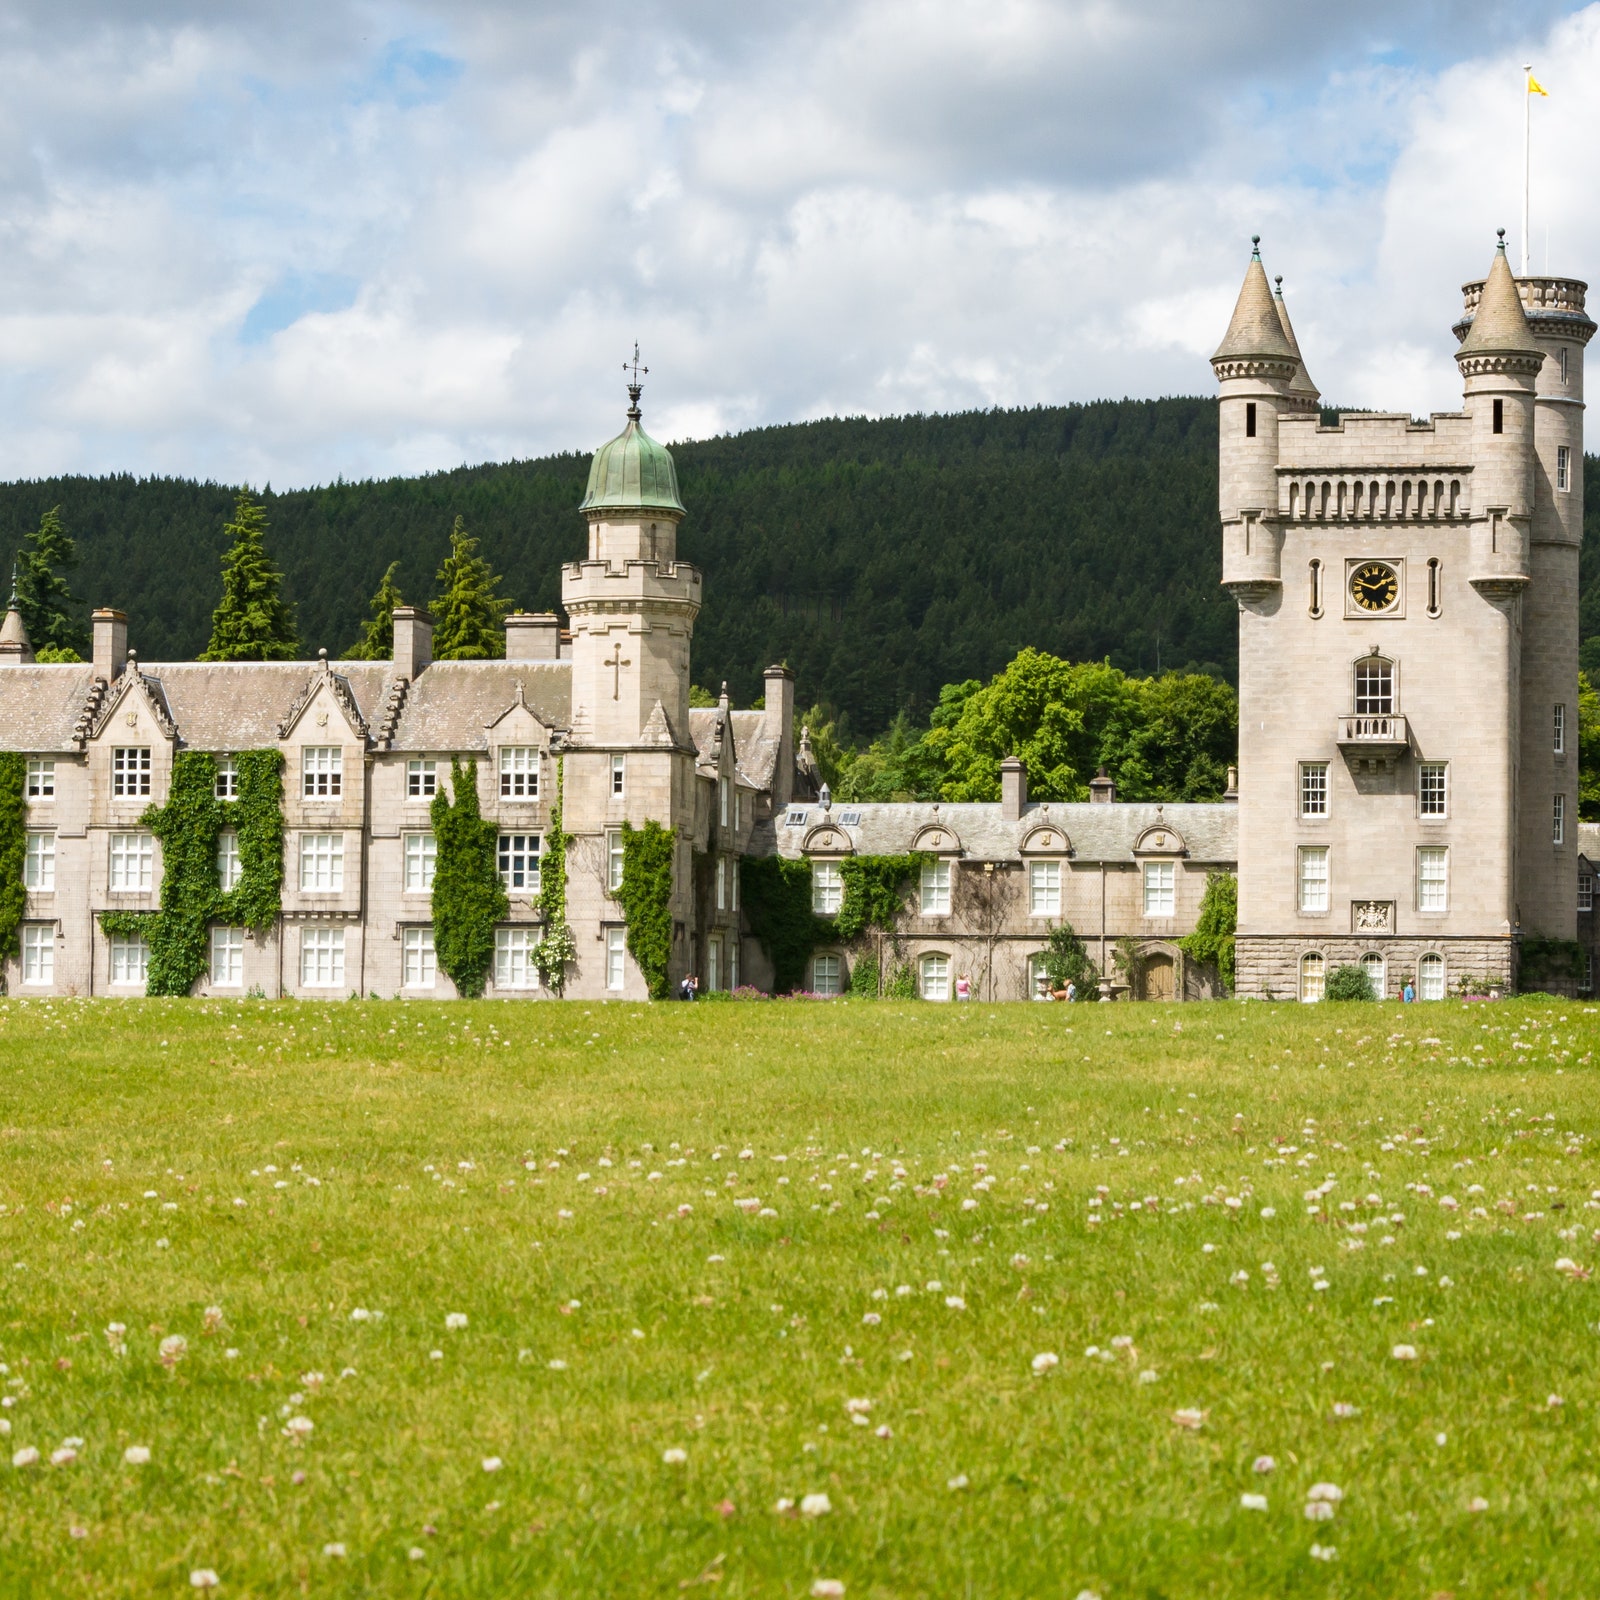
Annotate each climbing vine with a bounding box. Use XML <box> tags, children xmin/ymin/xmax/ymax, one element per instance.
<box><xmin>0</xmin><ymin>753</ymin><xmax>25</xmax><ymax>975</ymax></box>
<box><xmin>430</xmin><ymin>757</ymin><xmax>508</xmax><ymax>999</ymax></box>
<box><xmin>741</xmin><ymin>856</ymin><xmax>830</xmax><ymax>994</ymax></box>
<box><xmin>835</xmin><ymin>853</ymin><xmax>929</xmax><ymax>940</ymax></box>
<box><xmin>532</xmin><ymin>755</ymin><xmax>576</xmax><ymax>993</ymax></box>
<box><xmin>96</xmin><ymin>749</ymin><xmax>285</xmax><ymax>997</ymax></box>
<box><xmin>1179</xmin><ymin>870</ymin><xmax>1236</xmax><ymax>993</ymax></box>
<box><xmin>617</xmin><ymin>820</ymin><xmax>675</xmax><ymax>999</ymax></box>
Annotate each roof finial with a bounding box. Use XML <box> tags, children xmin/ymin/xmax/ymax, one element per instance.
<box><xmin>1251</xmin><ymin>234</ymin><xmax>1261</xmax><ymax>259</ymax></box>
<box><xmin>623</xmin><ymin>341</ymin><xmax>647</xmax><ymax>421</ymax></box>
<box><xmin>1273</xmin><ymin>273</ymin><xmax>1283</xmax><ymax>295</ymax></box>
<box><xmin>1496</xmin><ymin>227</ymin><xmax>1507</xmax><ymax>253</ymax></box>
<box><xmin>6</xmin><ymin>562</ymin><xmax>18</xmax><ymax>610</ymax></box>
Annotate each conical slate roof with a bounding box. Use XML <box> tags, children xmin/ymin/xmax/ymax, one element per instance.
<box><xmin>579</xmin><ymin>389</ymin><xmax>686</xmax><ymax>517</ymax></box>
<box><xmin>1458</xmin><ymin>237</ymin><xmax>1541</xmax><ymax>357</ymax></box>
<box><xmin>0</xmin><ymin>604</ymin><xmax>29</xmax><ymax>651</ymax></box>
<box><xmin>1213</xmin><ymin>241</ymin><xmax>1297</xmax><ymax>364</ymax></box>
<box><xmin>1273</xmin><ymin>277</ymin><xmax>1320</xmax><ymax>405</ymax></box>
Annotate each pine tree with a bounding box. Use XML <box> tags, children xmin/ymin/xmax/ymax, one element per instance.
<box><xmin>430</xmin><ymin>517</ymin><xmax>512</xmax><ymax>660</ymax></box>
<box><xmin>199</xmin><ymin>494</ymin><xmax>299</xmax><ymax>661</ymax></box>
<box><xmin>343</xmin><ymin>561</ymin><xmax>405</xmax><ymax>659</ymax></box>
<box><xmin>16</xmin><ymin>506</ymin><xmax>88</xmax><ymax>661</ymax></box>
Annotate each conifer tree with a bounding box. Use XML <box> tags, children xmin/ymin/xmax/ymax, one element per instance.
<box><xmin>16</xmin><ymin>506</ymin><xmax>88</xmax><ymax>661</ymax></box>
<box><xmin>199</xmin><ymin>494</ymin><xmax>299</xmax><ymax>661</ymax></box>
<box><xmin>343</xmin><ymin>561</ymin><xmax>405</xmax><ymax>659</ymax></box>
<box><xmin>430</xmin><ymin>517</ymin><xmax>512</xmax><ymax>660</ymax></box>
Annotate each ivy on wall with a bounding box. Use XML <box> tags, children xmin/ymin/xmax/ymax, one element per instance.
<box><xmin>835</xmin><ymin>853</ymin><xmax>929</xmax><ymax>940</ymax></box>
<box><xmin>431</xmin><ymin>757</ymin><xmax>508</xmax><ymax>1000</ymax></box>
<box><xmin>741</xmin><ymin>855</ymin><xmax>829</xmax><ymax>993</ymax></box>
<box><xmin>97</xmin><ymin>749</ymin><xmax>285</xmax><ymax>997</ymax></box>
<box><xmin>532</xmin><ymin>755</ymin><xmax>576</xmax><ymax>994</ymax></box>
<box><xmin>222</xmin><ymin>750</ymin><xmax>286</xmax><ymax>934</ymax></box>
<box><xmin>618</xmin><ymin>820</ymin><xmax>675</xmax><ymax>999</ymax></box>
<box><xmin>0</xmin><ymin>753</ymin><xmax>26</xmax><ymax>976</ymax></box>
<box><xmin>1179</xmin><ymin>870</ymin><xmax>1236</xmax><ymax>993</ymax></box>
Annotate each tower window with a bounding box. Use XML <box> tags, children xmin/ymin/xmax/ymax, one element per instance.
<box><xmin>1354</xmin><ymin>659</ymin><xmax>1393</xmax><ymax>717</ymax></box>
<box><xmin>1554</xmin><ymin>794</ymin><xmax>1566</xmax><ymax>845</ymax></box>
<box><xmin>1308</xmin><ymin>559</ymin><xmax>1323</xmax><ymax>618</ymax></box>
<box><xmin>1555</xmin><ymin>703</ymin><xmax>1566</xmax><ymax>754</ymax></box>
<box><xmin>1426</xmin><ymin>558</ymin><xmax>1441</xmax><ymax>617</ymax></box>
<box><xmin>1245</xmin><ymin>402</ymin><xmax>1257</xmax><ymax>438</ymax></box>
<box><xmin>1557</xmin><ymin>445</ymin><xmax>1570</xmax><ymax>492</ymax></box>
<box><xmin>1559</xmin><ymin>346</ymin><xmax>1569</xmax><ymax>384</ymax></box>
<box><xmin>1492</xmin><ymin>398</ymin><xmax>1503</xmax><ymax>434</ymax></box>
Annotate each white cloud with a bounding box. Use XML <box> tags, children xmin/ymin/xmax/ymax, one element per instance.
<box><xmin>0</xmin><ymin>0</ymin><xmax>1591</xmax><ymax>486</ymax></box>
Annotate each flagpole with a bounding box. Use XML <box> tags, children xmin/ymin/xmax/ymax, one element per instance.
<box><xmin>1522</xmin><ymin>62</ymin><xmax>1531</xmax><ymax>274</ymax></box>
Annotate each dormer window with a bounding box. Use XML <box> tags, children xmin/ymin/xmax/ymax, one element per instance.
<box><xmin>113</xmin><ymin>747</ymin><xmax>151</xmax><ymax>798</ymax></box>
<box><xmin>1354</xmin><ymin>659</ymin><xmax>1393</xmax><ymax>716</ymax></box>
<box><xmin>500</xmin><ymin>747</ymin><xmax>538</xmax><ymax>800</ymax></box>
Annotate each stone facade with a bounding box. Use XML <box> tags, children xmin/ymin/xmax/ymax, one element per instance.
<box><xmin>1215</xmin><ymin>238</ymin><xmax>1593</xmax><ymax>1001</ymax></box>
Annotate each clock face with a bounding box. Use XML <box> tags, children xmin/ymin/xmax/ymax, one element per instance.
<box><xmin>1349</xmin><ymin>561</ymin><xmax>1399</xmax><ymax>612</ymax></box>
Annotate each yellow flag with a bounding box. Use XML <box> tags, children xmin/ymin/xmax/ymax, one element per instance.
<box><xmin>1528</xmin><ymin>72</ymin><xmax>1549</xmax><ymax>96</ymax></box>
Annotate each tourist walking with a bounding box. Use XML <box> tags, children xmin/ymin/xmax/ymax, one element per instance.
<box><xmin>955</xmin><ymin>972</ymin><xmax>972</xmax><ymax>1001</ymax></box>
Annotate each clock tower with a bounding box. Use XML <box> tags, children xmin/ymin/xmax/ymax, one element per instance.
<box><xmin>1217</xmin><ymin>235</ymin><xmax>1592</xmax><ymax>999</ymax></box>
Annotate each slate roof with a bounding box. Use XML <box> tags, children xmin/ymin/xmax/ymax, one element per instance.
<box><xmin>387</xmin><ymin>660</ymin><xmax>571</xmax><ymax>751</ymax></box>
<box><xmin>0</xmin><ymin>663</ymin><xmax>99</xmax><ymax>751</ymax></box>
<box><xmin>770</xmin><ymin>799</ymin><xmax>1239</xmax><ymax>864</ymax></box>
<box><xmin>1578</xmin><ymin>822</ymin><xmax>1600</xmax><ymax>862</ymax></box>
<box><xmin>0</xmin><ymin>657</ymin><xmax>573</xmax><ymax>754</ymax></box>
<box><xmin>688</xmin><ymin>706</ymin><xmax>782</xmax><ymax>789</ymax></box>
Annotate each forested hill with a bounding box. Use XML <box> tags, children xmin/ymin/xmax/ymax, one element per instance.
<box><xmin>3</xmin><ymin>398</ymin><xmax>1593</xmax><ymax>737</ymax></box>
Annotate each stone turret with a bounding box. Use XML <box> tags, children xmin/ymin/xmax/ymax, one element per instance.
<box><xmin>1273</xmin><ymin>275</ymin><xmax>1321</xmax><ymax>415</ymax></box>
<box><xmin>1212</xmin><ymin>239</ymin><xmax>1299</xmax><ymax>601</ymax></box>
<box><xmin>0</xmin><ymin>568</ymin><xmax>33</xmax><ymax>665</ymax></box>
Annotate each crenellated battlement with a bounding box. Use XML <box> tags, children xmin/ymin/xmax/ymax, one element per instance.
<box><xmin>1279</xmin><ymin>410</ymin><xmax>1475</xmax><ymax>470</ymax></box>
<box><xmin>1456</xmin><ymin>274</ymin><xmax>1594</xmax><ymax>344</ymax></box>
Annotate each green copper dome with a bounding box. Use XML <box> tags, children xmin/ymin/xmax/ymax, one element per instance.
<box><xmin>579</xmin><ymin>389</ymin><xmax>686</xmax><ymax>517</ymax></box>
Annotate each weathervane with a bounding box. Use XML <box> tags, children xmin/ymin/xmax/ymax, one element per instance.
<box><xmin>624</xmin><ymin>342</ymin><xmax>647</xmax><ymax>419</ymax></box>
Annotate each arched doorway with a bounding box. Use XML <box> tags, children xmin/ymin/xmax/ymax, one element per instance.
<box><xmin>1142</xmin><ymin>952</ymin><xmax>1175</xmax><ymax>1001</ymax></box>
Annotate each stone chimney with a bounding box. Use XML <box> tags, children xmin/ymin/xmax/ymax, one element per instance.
<box><xmin>1000</xmin><ymin>754</ymin><xmax>1027</xmax><ymax>821</ymax></box>
<box><xmin>1223</xmin><ymin>764</ymin><xmax>1239</xmax><ymax>802</ymax></box>
<box><xmin>392</xmin><ymin>607</ymin><xmax>433</xmax><ymax>679</ymax></box>
<box><xmin>504</xmin><ymin>611</ymin><xmax>561</xmax><ymax>661</ymax></box>
<box><xmin>92</xmin><ymin>608</ymin><xmax>128</xmax><ymax>682</ymax></box>
<box><xmin>763</xmin><ymin>664</ymin><xmax>795</xmax><ymax>806</ymax></box>
<box><xmin>1088</xmin><ymin>766</ymin><xmax>1116</xmax><ymax>805</ymax></box>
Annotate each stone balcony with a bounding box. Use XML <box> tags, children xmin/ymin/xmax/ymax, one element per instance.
<box><xmin>1336</xmin><ymin>713</ymin><xmax>1409</xmax><ymax>752</ymax></box>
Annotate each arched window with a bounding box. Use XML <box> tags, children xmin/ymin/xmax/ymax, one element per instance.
<box><xmin>1417</xmin><ymin>952</ymin><xmax>1445</xmax><ymax>1001</ymax></box>
<box><xmin>1355</xmin><ymin>658</ymin><xmax>1393</xmax><ymax>716</ymax></box>
<box><xmin>920</xmin><ymin>952</ymin><xmax>951</xmax><ymax>1001</ymax></box>
<box><xmin>1300</xmin><ymin>951</ymin><xmax>1325</xmax><ymax>1003</ymax></box>
<box><xmin>1361</xmin><ymin>952</ymin><xmax>1386</xmax><ymax>999</ymax></box>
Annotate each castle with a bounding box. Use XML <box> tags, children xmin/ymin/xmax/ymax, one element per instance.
<box><xmin>0</xmin><ymin>236</ymin><xmax>1591</xmax><ymax>1002</ymax></box>
<box><xmin>1216</xmin><ymin>234</ymin><xmax>1593</xmax><ymax>999</ymax></box>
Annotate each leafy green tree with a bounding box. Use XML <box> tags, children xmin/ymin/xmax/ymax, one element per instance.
<box><xmin>689</xmin><ymin>685</ymin><xmax>718</xmax><ymax>708</ymax></box>
<box><xmin>1580</xmin><ymin>671</ymin><xmax>1600</xmax><ymax>822</ymax></box>
<box><xmin>343</xmin><ymin>562</ymin><xmax>405</xmax><ymax>660</ymax></box>
<box><xmin>430</xmin><ymin>517</ymin><xmax>512</xmax><ymax>660</ymax></box>
<box><xmin>1326</xmin><ymin>964</ymin><xmax>1376</xmax><ymax>1001</ymax></box>
<box><xmin>837</xmin><ymin>708</ymin><xmax>943</xmax><ymax>801</ymax></box>
<box><xmin>1040</xmin><ymin>920</ymin><xmax>1097</xmax><ymax>993</ymax></box>
<box><xmin>15</xmin><ymin>506</ymin><xmax>88</xmax><ymax>660</ymax></box>
<box><xmin>1114</xmin><ymin>672</ymin><xmax>1239</xmax><ymax>801</ymax></box>
<box><xmin>199</xmin><ymin>495</ymin><xmax>299</xmax><ymax>661</ymax></box>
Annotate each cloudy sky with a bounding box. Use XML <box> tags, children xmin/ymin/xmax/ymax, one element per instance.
<box><xmin>2</xmin><ymin>0</ymin><xmax>1597</xmax><ymax>488</ymax></box>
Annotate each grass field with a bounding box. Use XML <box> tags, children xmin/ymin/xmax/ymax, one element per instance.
<box><xmin>0</xmin><ymin>993</ymin><xmax>1597</xmax><ymax>1598</ymax></box>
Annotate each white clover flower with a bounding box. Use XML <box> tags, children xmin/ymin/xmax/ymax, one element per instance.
<box><xmin>190</xmin><ymin>1571</ymin><xmax>220</xmax><ymax>1589</ymax></box>
<box><xmin>944</xmin><ymin>1296</ymin><xmax>966</xmax><ymax>1311</ymax></box>
<box><xmin>349</xmin><ymin>1308</ymin><xmax>371</xmax><ymax>1323</ymax></box>
<box><xmin>548</xmin><ymin>1359</ymin><xmax>567</xmax><ymax>1371</ymax></box>
<box><xmin>1240</xmin><ymin>1493</ymin><xmax>1268</xmax><ymax>1512</ymax></box>
<box><xmin>124</xmin><ymin>1445</ymin><xmax>150</xmax><ymax>1465</ymax></box>
<box><xmin>1030</xmin><ymin>1352</ymin><xmax>1060</xmax><ymax>1375</ymax></box>
<box><xmin>1304</xmin><ymin>1501</ymin><xmax>1335</xmax><ymax>1522</ymax></box>
<box><xmin>12</xmin><ymin>1446</ymin><xmax>39</xmax><ymax>1468</ymax></box>
<box><xmin>1172</xmin><ymin>1409</ymin><xmax>1206</xmax><ymax>1430</ymax></box>
<box><xmin>1308</xmin><ymin>1544</ymin><xmax>1337</xmax><ymax>1561</ymax></box>
<box><xmin>774</xmin><ymin>1497</ymin><xmax>795</xmax><ymax>1513</ymax></box>
<box><xmin>844</xmin><ymin>1398</ymin><xmax>871</xmax><ymax>1414</ymax></box>
<box><xmin>662</xmin><ymin>1447</ymin><xmax>687</xmax><ymax>1465</ymax></box>
<box><xmin>1392</xmin><ymin>1344</ymin><xmax>1418</xmax><ymax>1361</ymax></box>
<box><xmin>946</xmin><ymin>1473</ymin><xmax>969</xmax><ymax>1491</ymax></box>
<box><xmin>322</xmin><ymin>1544</ymin><xmax>346</xmax><ymax>1558</ymax></box>
<box><xmin>159</xmin><ymin>1335</ymin><xmax>188</xmax><ymax>1365</ymax></box>
<box><xmin>861</xmin><ymin>1312</ymin><xmax>880</xmax><ymax>1326</ymax></box>
<box><xmin>282</xmin><ymin>1416</ymin><xmax>314</xmax><ymax>1441</ymax></box>
<box><xmin>408</xmin><ymin>1547</ymin><xmax>426</xmax><ymax>1561</ymax></box>
<box><xmin>50</xmin><ymin>1446</ymin><xmax>77</xmax><ymax>1466</ymax></box>
<box><xmin>482</xmin><ymin>1456</ymin><xmax>504</xmax><ymax>1472</ymax></box>
<box><xmin>1468</xmin><ymin>1496</ymin><xmax>1489</xmax><ymax>1513</ymax></box>
<box><xmin>799</xmin><ymin>1492</ymin><xmax>831</xmax><ymax>1516</ymax></box>
<box><xmin>1306</xmin><ymin>1483</ymin><xmax>1343</xmax><ymax>1502</ymax></box>
<box><xmin>811</xmin><ymin>1581</ymin><xmax>845</xmax><ymax>1598</ymax></box>
<box><xmin>1139</xmin><ymin>1369</ymin><xmax>1159</xmax><ymax>1384</ymax></box>
<box><xmin>1252</xmin><ymin>1455</ymin><xmax>1276</xmax><ymax>1474</ymax></box>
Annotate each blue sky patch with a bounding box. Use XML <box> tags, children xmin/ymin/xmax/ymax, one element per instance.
<box><xmin>240</xmin><ymin>272</ymin><xmax>361</xmax><ymax>344</ymax></box>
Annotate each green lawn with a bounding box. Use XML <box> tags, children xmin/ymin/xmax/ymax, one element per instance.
<box><xmin>0</xmin><ymin>992</ymin><xmax>1597</xmax><ymax>1598</ymax></box>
